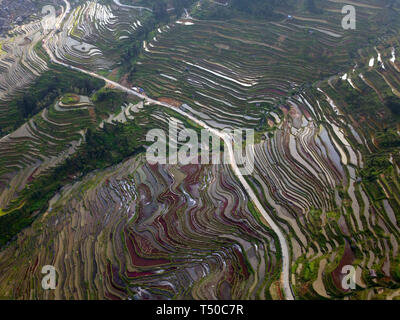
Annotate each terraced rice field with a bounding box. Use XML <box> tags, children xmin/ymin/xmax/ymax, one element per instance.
<box><xmin>0</xmin><ymin>0</ymin><xmax>399</xmax><ymax>300</ymax></box>
<box><xmin>248</xmin><ymin>43</ymin><xmax>400</xmax><ymax>299</ymax></box>
<box><xmin>0</xmin><ymin>156</ymin><xmax>281</xmax><ymax>299</ymax></box>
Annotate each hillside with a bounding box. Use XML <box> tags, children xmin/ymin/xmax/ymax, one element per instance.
<box><xmin>0</xmin><ymin>0</ymin><xmax>399</xmax><ymax>300</ymax></box>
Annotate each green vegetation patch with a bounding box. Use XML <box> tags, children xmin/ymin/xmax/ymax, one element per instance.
<box><xmin>0</xmin><ymin>105</ymin><xmax>196</xmax><ymax>248</ymax></box>
<box><xmin>61</xmin><ymin>93</ymin><xmax>80</xmax><ymax>105</ymax></box>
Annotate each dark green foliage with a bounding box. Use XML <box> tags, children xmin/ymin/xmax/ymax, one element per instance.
<box><xmin>119</xmin><ymin>0</ymin><xmax>196</xmax><ymax>80</ymax></box>
<box><xmin>332</xmin><ymin>80</ymin><xmax>384</xmax><ymax>120</ymax></box>
<box><xmin>152</xmin><ymin>0</ymin><xmax>169</xmax><ymax>22</ymax></box>
<box><xmin>172</xmin><ymin>0</ymin><xmax>194</xmax><ymax>18</ymax></box>
<box><xmin>376</xmin><ymin>128</ymin><xmax>400</xmax><ymax>148</ymax></box>
<box><xmin>2</xmin><ymin>66</ymin><xmax>104</xmax><ymax>135</ymax></box>
<box><xmin>145</xmin><ymin>0</ymin><xmax>196</xmax><ymax>20</ymax></box>
<box><xmin>231</xmin><ymin>0</ymin><xmax>287</xmax><ymax>17</ymax></box>
<box><xmin>120</xmin><ymin>17</ymin><xmax>156</xmax><ymax>81</ymax></box>
<box><xmin>194</xmin><ymin>0</ymin><xmax>295</xmax><ymax>20</ymax></box>
<box><xmin>361</xmin><ymin>154</ymin><xmax>392</xmax><ymax>182</ymax></box>
<box><xmin>305</xmin><ymin>0</ymin><xmax>323</xmax><ymax>14</ymax></box>
<box><xmin>16</xmin><ymin>66</ymin><xmax>104</xmax><ymax>118</ymax></box>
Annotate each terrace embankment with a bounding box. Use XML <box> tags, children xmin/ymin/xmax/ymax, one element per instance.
<box><xmin>0</xmin><ymin>156</ymin><xmax>279</xmax><ymax>300</ymax></box>
<box><xmin>247</xmin><ymin>42</ymin><xmax>400</xmax><ymax>299</ymax></box>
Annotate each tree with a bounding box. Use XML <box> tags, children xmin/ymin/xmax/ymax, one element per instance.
<box><xmin>385</xmin><ymin>96</ymin><xmax>400</xmax><ymax>115</ymax></box>
<box><xmin>305</xmin><ymin>0</ymin><xmax>323</xmax><ymax>14</ymax></box>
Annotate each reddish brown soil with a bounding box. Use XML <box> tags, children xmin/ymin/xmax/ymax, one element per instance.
<box><xmin>88</xmin><ymin>107</ymin><xmax>96</xmax><ymax>123</ymax></box>
<box><xmin>158</xmin><ymin>97</ymin><xmax>181</xmax><ymax>108</ymax></box>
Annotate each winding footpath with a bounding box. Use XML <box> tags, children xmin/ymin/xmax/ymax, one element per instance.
<box><xmin>43</xmin><ymin>0</ymin><xmax>294</xmax><ymax>300</ymax></box>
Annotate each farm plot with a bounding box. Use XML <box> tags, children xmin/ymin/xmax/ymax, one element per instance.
<box><xmin>47</xmin><ymin>1</ymin><xmax>149</xmax><ymax>73</ymax></box>
<box><xmin>248</xmin><ymin>43</ymin><xmax>400</xmax><ymax>299</ymax></box>
<box><xmin>0</xmin><ymin>119</ymin><xmax>280</xmax><ymax>300</ymax></box>
<box><xmin>0</xmin><ymin>22</ymin><xmax>49</xmax><ymax>128</ymax></box>
<box><xmin>129</xmin><ymin>0</ymin><xmax>394</xmax><ymax>129</ymax></box>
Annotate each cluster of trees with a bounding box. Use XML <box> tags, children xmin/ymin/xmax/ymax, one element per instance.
<box><xmin>152</xmin><ymin>0</ymin><xmax>169</xmax><ymax>23</ymax></box>
<box><xmin>230</xmin><ymin>0</ymin><xmax>322</xmax><ymax>16</ymax></box>
<box><xmin>304</xmin><ymin>0</ymin><xmax>323</xmax><ymax>14</ymax></box>
<box><xmin>338</xmin><ymin>79</ymin><xmax>400</xmax><ymax>122</ymax></box>
<box><xmin>120</xmin><ymin>20</ymin><xmax>153</xmax><ymax>80</ymax></box>
<box><xmin>10</xmin><ymin>65</ymin><xmax>104</xmax><ymax>129</ymax></box>
<box><xmin>120</xmin><ymin>0</ymin><xmax>196</xmax><ymax>80</ymax></box>
<box><xmin>360</xmin><ymin>153</ymin><xmax>392</xmax><ymax>182</ymax></box>
<box><xmin>0</xmin><ymin>117</ymin><xmax>147</xmax><ymax>247</ymax></box>
<box><xmin>92</xmin><ymin>88</ymin><xmax>127</xmax><ymax>115</ymax></box>
<box><xmin>334</xmin><ymin>80</ymin><xmax>382</xmax><ymax>119</ymax></box>
<box><xmin>230</xmin><ymin>0</ymin><xmax>290</xmax><ymax>18</ymax></box>
<box><xmin>0</xmin><ymin>0</ymin><xmax>205</xmax><ymax>245</ymax></box>
<box><xmin>376</xmin><ymin>128</ymin><xmax>400</xmax><ymax>148</ymax></box>
<box><xmin>172</xmin><ymin>0</ymin><xmax>195</xmax><ymax>18</ymax></box>
<box><xmin>64</xmin><ymin>121</ymin><xmax>147</xmax><ymax>174</ymax></box>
